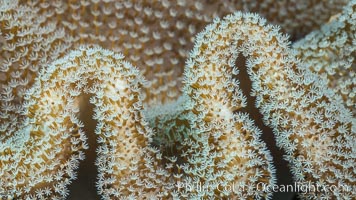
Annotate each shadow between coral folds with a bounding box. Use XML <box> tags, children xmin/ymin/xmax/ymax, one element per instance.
<box><xmin>234</xmin><ymin>55</ymin><xmax>296</xmax><ymax>200</ymax></box>
<box><xmin>67</xmin><ymin>94</ymin><xmax>100</xmax><ymax>200</ymax></box>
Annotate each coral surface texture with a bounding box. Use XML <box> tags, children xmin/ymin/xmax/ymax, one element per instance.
<box><xmin>0</xmin><ymin>0</ymin><xmax>355</xmax><ymax>199</ymax></box>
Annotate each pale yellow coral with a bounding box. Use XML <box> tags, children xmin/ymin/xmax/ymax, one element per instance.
<box><xmin>184</xmin><ymin>3</ymin><xmax>355</xmax><ymax>198</ymax></box>
<box><xmin>0</xmin><ymin>42</ymin><xmax>275</xmax><ymax>199</ymax></box>
<box><xmin>293</xmin><ymin>2</ymin><xmax>356</xmax><ymax>114</ymax></box>
<box><xmin>0</xmin><ymin>0</ymin><xmax>355</xmax><ymax>200</ymax></box>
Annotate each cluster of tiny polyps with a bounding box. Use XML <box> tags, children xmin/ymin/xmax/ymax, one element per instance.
<box><xmin>0</xmin><ymin>0</ymin><xmax>355</xmax><ymax>199</ymax></box>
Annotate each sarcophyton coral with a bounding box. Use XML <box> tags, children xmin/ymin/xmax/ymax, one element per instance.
<box><xmin>0</xmin><ymin>0</ymin><xmax>355</xmax><ymax>199</ymax></box>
